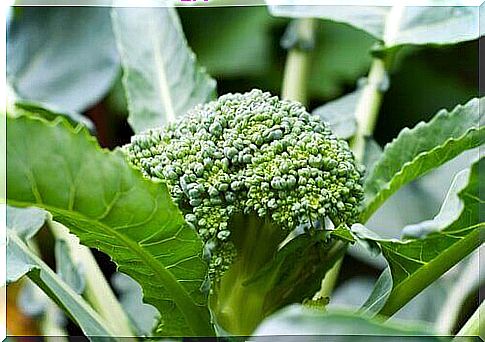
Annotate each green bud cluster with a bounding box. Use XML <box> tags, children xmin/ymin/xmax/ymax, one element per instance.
<box><xmin>123</xmin><ymin>89</ymin><xmax>363</xmax><ymax>278</ymax></box>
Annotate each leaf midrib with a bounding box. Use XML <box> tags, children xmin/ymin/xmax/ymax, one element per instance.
<box><xmin>149</xmin><ymin>14</ymin><xmax>176</xmax><ymax>123</ymax></box>
<box><xmin>378</xmin><ymin>225</ymin><xmax>483</xmax><ymax>316</ymax></box>
<box><xmin>7</xmin><ymin>199</ymin><xmax>210</xmax><ymax>336</ymax></box>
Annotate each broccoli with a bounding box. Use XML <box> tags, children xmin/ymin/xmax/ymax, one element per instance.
<box><xmin>124</xmin><ymin>89</ymin><xmax>363</xmax><ymax>334</ymax></box>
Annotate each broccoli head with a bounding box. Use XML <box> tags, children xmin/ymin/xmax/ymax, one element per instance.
<box><xmin>124</xmin><ymin>89</ymin><xmax>363</xmax><ymax>333</ymax></box>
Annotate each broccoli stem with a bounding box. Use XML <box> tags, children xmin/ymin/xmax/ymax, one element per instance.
<box><xmin>351</xmin><ymin>5</ymin><xmax>404</xmax><ymax>162</ymax></box>
<box><xmin>281</xmin><ymin>18</ymin><xmax>316</xmax><ymax>106</ymax></box>
<box><xmin>317</xmin><ymin>5</ymin><xmax>404</xmax><ymax>311</ymax></box>
<box><xmin>210</xmin><ymin>214</ymin><xmax>286</xmax><ymax>335</ymax></box>
<box><xmin>48</xmin><ymin>220</ymin><xmax>135</xmax><ymax>337</ymax></box>
<box><xmin>210</xmin><ymin>215</ymin><xmax>349</xmax><ymax>335</ymax></box>
<box><xmin>314</xmin><ymin>257</ymin><xmax>343</xmax><ymax>300</ymax></box>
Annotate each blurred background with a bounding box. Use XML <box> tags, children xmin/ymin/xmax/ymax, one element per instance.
<box><xmin>6</xmin><ymin>5</ymin><xmax>481</xmax><ymax>338</ymax></box>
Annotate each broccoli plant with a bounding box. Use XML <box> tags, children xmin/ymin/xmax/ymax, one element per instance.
<box><xmin>124</xmin><ymin>89</ymin><xmax>363</xmax><ymax>333</ymax></box>
<box><xmin>4</xmin><ymin>3</ymin><xmax>484</xmax><ymax>341</ymax></box>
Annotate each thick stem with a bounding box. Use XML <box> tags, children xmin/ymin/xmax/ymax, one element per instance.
<box><xmin>378</xmin><ymin>228</ymin><xmax>482</xmax><ymax>318</ymax></box>
<box><xmin>281</xmin><ymin>19</ymin><xmax>316</xmax><ymax>105</ymax></box>
<box><xmin>351</xmin><ymin>4</ymin><xmax>404</xmax><ymax>162</ymax></box>
<box><xmin>318</xmin><ymin>6</ymin><xmax>403</xmax><ymax>299</ymax></box>
<box><xmin>314</xmin><ymin>258</ymin><xmax>343</xmax><ymax>300</ymax></box>
<box><xmin>351</xmin><ymin>58</ymin><xmax>388</xmax><ymax>162</ymax></box>
<box><xmin>210</xmin><ymin>215</ymin><xmax>285</xmax><ymax>335</ymax></box>
<box><xmin>48</xmin><ymin>221</ymin><xmax>134</xmax><ymax>337</ymax></box>
<box><xmin>456</xmin><ymin>300</ymin><xmax>484</xmax><ymax>339</ymax></box>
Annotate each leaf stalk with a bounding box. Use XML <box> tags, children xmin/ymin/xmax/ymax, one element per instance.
<box><xmin>281</xmin><ymin>18</ymin><xmax>316</xmax><ymax>105</ymax></box>
<box><xmin>351</xmin><ymin>4</ymin><xmax>405</xmax><ymax>162</ymax></box>
<box><xmin>48</xmin><ymin>220</ymin><xmax>135</xmax><ymax>337</ymax></box>
<box><xmin>378</xmin><ymin>227</ymin><xmax>483</xmax><ymax>318</ymax></box>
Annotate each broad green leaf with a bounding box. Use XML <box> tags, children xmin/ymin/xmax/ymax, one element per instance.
<box><xmin>6</xmin><ymin>206</ymin><xmax>116</xmax><ymax>338</ymax></box>
<box><xmin>14</xmin><ymin>99</ymin><xmax>94</xmax><ymax>131</ymax></box>
<box><xmin>360</xmin><ymin>158</ymin><xmax>484</xmax><ymax>317</ymax></box>
<box><xmin>359</xmin><ymin>149</ymin><xmax>479</xmax><ymax>246</ymax></box>
<box><xmin>313</xmin><ymin>90</ymin><xmax>361</xmax><ymax>139</ymax></box>
<box><xmin>362</xmin><ymin>97</ymin><xmax>484</xmax><ymax>222</ymax></box>
<box><xmin>253</xmin><ymin>304</ymin><xmax>445</xmax><ymax>340</ymax></box>
<box><xmin>111</xmin><ymin>7</ymin><xmax>216</xmax><ymax>133</ymax></box>
<box><xmin>112</xmin><ymin>272</ymin><xmax>159</xmax><ymax>336</ymax></box>
<box><xmin>7</xmin><ymin>7</ymin><xmax>119</xmax><ymax>112</ymax></box>
<box><xmin>267</xmin><ymin>4</ymin><xmax>479</xmax><ymax>48</ymax></box>
<box><xmin>7</xmin><ymin>115</ymin><xmax>214</xmax><ymax>337</ymax></box>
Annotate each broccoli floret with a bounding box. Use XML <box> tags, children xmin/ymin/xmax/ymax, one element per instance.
<box><xmin>124</xmin><ymin>89</ymin><xmax>363</xmax><ymax>333</ymax></box>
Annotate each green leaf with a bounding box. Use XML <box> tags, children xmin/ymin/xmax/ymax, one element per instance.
<box><xmin>267</xmin><ymin>4</ymin><xmax>479</xmax><ymax>48</ymax></box>
<box><xmin>7</xmin><ymin>115</ymin><xmax>214</xmax><ymax>337</ymax></box>
<box><xmin>253</xmin><ymin>304</ymin><xmax>446</xmax><ymax>340</ymax></box>
<box><xmin>268</xmin><ymin>5</ymin><xmax>387</xmax><ymax>39</ymax></box>
<box><xmin>14</xmin><ymin>99</ymin><xmax>94</xmax><ymax>132</ymax></box>
<box><xmin>358</xmin><ymin>149</ymin><xmax>479</xmax><ymax>246</ymax></box>
<box><xmin>362</xmin><ymin>97</ymin><xmax>484</xmax><ymax>222</ymax></box>
<box><xmin>7</xmin><ymin>7</ymin><xmax>119</xmax><ymax>112</ymax></box>
<box><xmin>6</xmin><ymin>206</ymin><xmax>116</xmax><ymax>338</ymax></box>
<box><xmin>111</xmin><ymin>7</ymin><xmax>216</xmax><ymax>133</ymax></box>
<box><xmin>313</xmin><ymin>90</ymin><xmax>361</xmax><ymax>140</ymax></box>
<box><xmin>330</xmin><ymin>226</ymin><xmax>356</xmax><ymax>244</ymax></box>
<box><xmin>361</xmin><ymin>158</ymin><xmax>484</xmax><ymax>317</ymax></box>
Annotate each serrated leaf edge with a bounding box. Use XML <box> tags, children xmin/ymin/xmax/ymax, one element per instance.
<box><xmin>7</xmin><ymin>114</ymin><xmax>214</xmax><ymax>336</ymax></box>
<box><xmin>361</xmin><ymin>99</ymin><xmax>482</xmax><ymax>222</ymax></box>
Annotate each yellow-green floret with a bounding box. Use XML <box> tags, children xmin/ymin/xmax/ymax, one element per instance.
<box><xmin>123</xmin><ymin>89</ymin><xmax>363</xmax><ymax>279</ymax></box>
